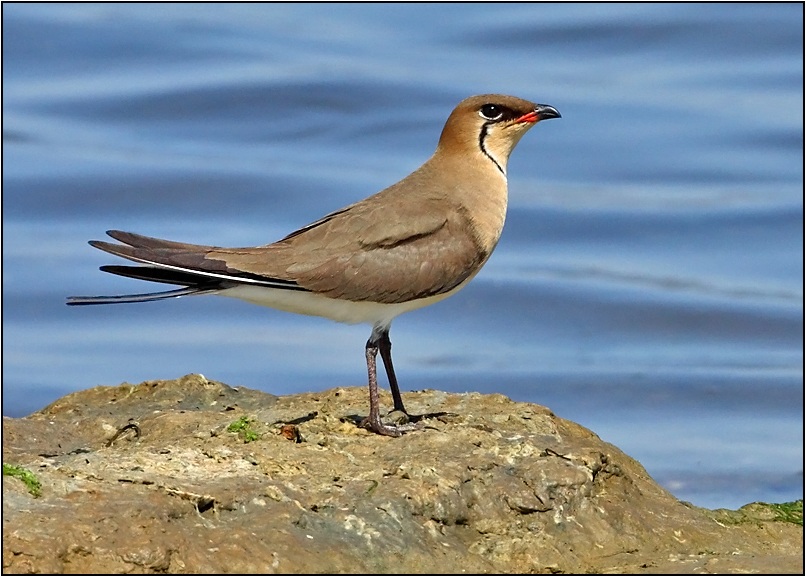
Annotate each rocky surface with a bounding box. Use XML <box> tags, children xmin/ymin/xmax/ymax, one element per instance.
<box><xmin>3</xmin><ymin>374</ymin><xmax>802</xmax><ymax>574</ymax></box>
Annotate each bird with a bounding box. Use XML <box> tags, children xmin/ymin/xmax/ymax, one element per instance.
<box><xmin>67</xmin><ymin>94</ymin><xmax>561</xmax><ymax>437</ymax></box>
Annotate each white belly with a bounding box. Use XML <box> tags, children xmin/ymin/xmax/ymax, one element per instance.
<box><xmin>219</xmin><ymin>282</ymin><xmax>468</xmax><ymax>328</ymax></box>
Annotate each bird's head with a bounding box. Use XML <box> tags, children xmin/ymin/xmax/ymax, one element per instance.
<box><xmin>437</xmin><ymin>94</ymin><xmax>561</xmax><ymax>176</ymax></box>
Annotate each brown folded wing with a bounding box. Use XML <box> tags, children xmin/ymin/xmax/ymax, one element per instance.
<box><xmin>207</xmin><ymin>196</ymin><xmax>487</xmax><ymax>304</ymax></box>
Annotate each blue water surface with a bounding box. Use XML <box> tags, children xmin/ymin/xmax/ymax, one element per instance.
<box><xmin>2</xmin><ymin>3</ymin><xmax>803</xmax><ymax>509</ymax></box>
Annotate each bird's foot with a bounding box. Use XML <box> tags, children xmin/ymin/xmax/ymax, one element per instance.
<box><xmin>360</xmin><ymin>411</ymin><xmax>421</xmax><ymax>437</ymax></box>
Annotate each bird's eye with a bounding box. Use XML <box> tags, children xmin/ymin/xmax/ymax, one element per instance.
<box><xmin>479</xmin><ymin>104</ymin><xmax>505</xmax><ymax>121</ymax></box>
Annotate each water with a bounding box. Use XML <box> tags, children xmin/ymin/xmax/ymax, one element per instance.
<box><xmin>2</xmin><ymin>3</ymin><xmax>802</xmax><ymax>510</ymax></box>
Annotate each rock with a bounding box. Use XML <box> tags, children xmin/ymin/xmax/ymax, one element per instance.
<box><xmin>2</xmin><ymin>374</ymin><xmax>802</xmax><ymax>573</ymax></box>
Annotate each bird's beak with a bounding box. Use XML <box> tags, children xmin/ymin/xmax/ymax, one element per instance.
<box><xmin>515</xmin><ymin>104</ymin><xmax>562</xmax><ymax>124</ymax></box>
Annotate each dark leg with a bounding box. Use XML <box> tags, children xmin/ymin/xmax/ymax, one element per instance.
<box><xmin>377</xmin><ymin>328</ymin><xmax>407</xmax><ymax>414</ymax></box>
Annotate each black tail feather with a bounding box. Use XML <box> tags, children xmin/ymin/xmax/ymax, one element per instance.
<box><xmin>66</xmin><ymin>286</ymin><xmax>217</xmax><ymax>306</ymax></box>
<box><xmin>66</xmin><ymin>264</ymin><xmax>227</xmax><ymax>305</ymax></box>
<box><xmin>99</xmin><ymin>265</ymin><xmax>228</xmax><ymax>287</ymax></box>
<box><xmin>67</xmin><ymin>230</ymin><xmax>308</xmax><ymax>307</ymax></box>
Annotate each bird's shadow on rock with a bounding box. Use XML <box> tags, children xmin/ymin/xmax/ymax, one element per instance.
<box><xmin>340</xmin><ymin>411</ymin><xmax>454</xmax><ymax>430</ymax></box>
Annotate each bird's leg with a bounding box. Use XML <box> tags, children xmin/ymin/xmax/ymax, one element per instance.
<box><xmin>377</xmin><ymin>328</ymin><xmax>407</xmax><ymax>414</ymax></box>
<box><xmin>363</xmin><ymin>336</ymin><xmax>402</xmax><ymax>437</ymax></box>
